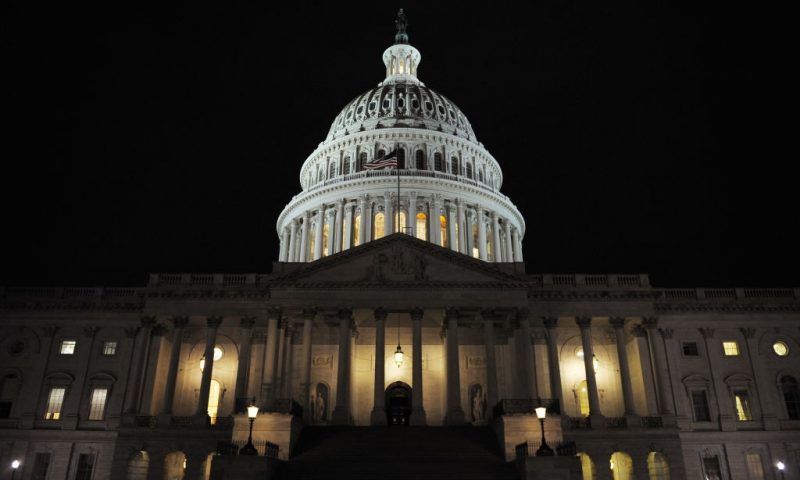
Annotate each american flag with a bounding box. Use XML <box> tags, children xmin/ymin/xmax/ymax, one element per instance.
<box><xmin>363</xmin><ymin>150</ymin><xmax>398</xmax><ymax>170</ymax></box>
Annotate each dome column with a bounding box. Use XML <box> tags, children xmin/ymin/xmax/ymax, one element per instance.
<box><xmin>447</xmin><ymin>203</ymin><xmax>458</xmax><ymax>251</ymax></box>
<box><xmin>430</xmin><ymin>195</ymin><xmax>442</xmax><ymax>246</ymax></box>
<box><xmin>299</xmin><ymin>211</ymin><xmax>310</xmax><ymax>262</ymax></box>
<box><xmin>287</xmin><ymin>220</ymin><xmax>297</xmax><ymax>262</ymax></box>
<box><xmin>465</xmin><ymin>210</ymin><xmax>475</xmax><ymax>257</ymax></box>
<box><xmin>456</xmin><ymin>198</ymin><xmax>467</xmax><ymax>255</ymax></box>
<box><xmin>512</xmin><ymin>227</ymin><xmax>522</xmax><ymax>262</ymax></box>
<box><xmin>334</xmin><ymin>199</ymin><xmax>344</xmax><ymax>254</ymax></box>
<box><xmin>491</xmin><ymin>212</ymin><xmax>502</xmax><ymax>262</ymax></box>
<box><xmin>408</xmin><ymin>192</ymin><xmax>417</xmax><ymax>238</ymax></box>
<box><xmin>503</xmin><ymin>220</ymin><xmax>513</xmax><ymax>262</ymax></box>
<box><xmin>342</xmin><ymin>201</ymin><xmax>354</xmax><ymax>251</ymax></box>
<box><xmin>313</xmin><ymin>205</ymin><xmax>324</xmax><ymax>260</ymax></box>
<box><xmin>384</xmin><ymin>192</ymin><xmax>393</xmax><ymax>236</ymax></box>
<box><xmin>358</xmin><ymin>195</ymin><xmax>368</xmax><ymax>245</ymax></box>
<box><xmin>280</xmin><ymin>227</ymin><xmax>290</xmax><ymax>262</ymax></box>
<box><xmin>477</xmin><ymin>206</ymin><xmax>488</xmax><ymax>261</ymax></box>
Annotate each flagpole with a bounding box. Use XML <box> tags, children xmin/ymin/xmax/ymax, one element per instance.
<box><xmin>396</xmin><ymin>163</ymin><xmax>400</xmax><ymax>234</ymax></box>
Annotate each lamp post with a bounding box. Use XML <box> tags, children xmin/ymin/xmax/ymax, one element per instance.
<box><xmin>534</xmin><ymin>407</ymin><xmax>554</xmax><ymax>456</ymax></box>
<box><xmin>11</xmin><ymin>460</ymin><xmax>20</xmax><ymax>480</ymax></box>
<box><xmin>239</xmin><ymin>399</ymin><xmax>259</xmax><ymax>456</ymax></box>
<box><xmin>776</xmin><ymin>461</ymin><xmax>786</xmax><ymax>480</ymax></box>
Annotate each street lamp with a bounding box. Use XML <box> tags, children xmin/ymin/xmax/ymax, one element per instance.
<box><xmin>239</xmin><ymin>398</ymin><xmax>259</xmax><ymax>456</ymax></box>
<box><xmin>776</xmin><ymin>461</ymin><xmax>786</xmax><ymax>480</ymax></box>
<box><xmin>11</xmin><ymin>460</ymin><xmax>20</xmax><ymax>480</ymax></box>
<box><xmin>534</xmin><ymin>407</ymin><xmax>554</xmax><ymax>456</ymax></box>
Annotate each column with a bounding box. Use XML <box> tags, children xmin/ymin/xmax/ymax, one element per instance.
<box><xmin>447</xmin><ymin>203</ymin><xmax>458</xmax><ymax>251</ymax></box>
<box><xmin>342</xmin><ymin>202</ymin><xmax>353</xmax><ymax>250</ymax></box>
<box><xmin>516</xmin><ymin>309</ymin><xmax>538</xmax><ymax>399</ymax></box>
<box><xmin>491</xmin><ymin>212</ymin><xmax>502</xmax><ymax>262</ymax></box>
<box><xmin>643</xmin><ymin>317</ymin><xmax>675</xmax><ymax>416</ymax></box>
<box><xmin>161</xmin><ymin>316</ymin><xmax>188</xmax><ymax>414</ymax></box>
<box><xmin>503</xmin><ymin>220</ymin><xmax>513</xmax><ymax>262</ymax></box>
<box><xmin>234</xmin><ymin>316</ymin><xmax>256</xmax><ymax>412</ymax></box>
<box><xmin>123</xmin><ymin>316</ymin><xmax>154</xmax><ymax>414</ymax></box>
<box><xmin>512</xmin><ymin>228</ymin><xmax>523</xmax><ymax>262</ymax></box>
<box><xmin>262</xmin><ymin>308</ymin><xmax>280</xmax><ymax>402</ymax></box>
<box><xmin>576</xmin><ymin>317</ymin><xmax>604</xmax><ymax>424</ymax></box>
<box><xmin>465</xmin><ymin>210</ymin><xmax>475</xmax><ymax>257</ymax></box>
<box><xmin>195</xmin><ymin>316</ymin><xmax>222</xmax><ymax>419</ymax></box>
<box><xmin>301</xmin><ymin>309</ymin><xmax>315</xmax><ymax>422</ymax></box>
<box><xmin>543</xmin><ymin>317</ymin><xmax>563</xmax><ymax>405</ymax></box>
<box><xmin>444</xmin><ymin>309</ymin><xmax>465</xmax><ymax>424</ymax></box>
<box><xmin>410</xmin><ymin>308</ymin><xmax>427</xmax><ymax>425</ymax></box>
<box><xmin>481</xmin><ymin>311</ymin><xmax>499</xmax><ymax>418</ymax></box>
<box><xmin>275</xmin><ymin>320</ymin><xmax>286</xmax><ymax>394</ymax></box>
<box><xmin>610</xmin><ymin>317</ymin><xmax>637</xmax><ymax>420</ymax></box>
<box><xmin>333</xmin><ymin>199</ymin><xmax>344</xmax><ymax>253</ymax></box>
<box><xmin>384</xmin><ymin>192</ymin><xmax>393</xmax><ymax>235</ymax></box>
<box><xmin>477</xmin><ymin>206</ymin><xmax>488</xmax><ymax>260</ymax></box>
<box><xmin>331</xmin><ymin>309</ymin><xmax>352</xmax><ymax>424</ymax></box>
<box><xmin>299</xmin><ymin>211</ymin><xmax>310</xmax><ymax>262</ymax></box>
<box><xmin>282</xmin><ymin>322</ymin><xmax>295</xmax><ymax>398</ymax></box>
<box><xmin>456</xmin><ymin>198</ymin><xmax>467</xmax><ymax>255</ymax></box>
<box><xmin>287</xmin><ymin>220</ymin><xmax>297</xmax><ymax>262</ymax></box>
<box><xmin>280</xmin><ymin>228</ymin><xmax>290</xmax><ymax>262</ymax></box>
<box><xmin>408</xmin><ymin>192</ymin><xmax>417</xmax><ymax>238</ymax></box>
<box><xmin>358</xmin><ymin>195</ymin><xmax>369</xmax><ymax>245</ymax></box>
<box><xmin>370</xmin><ymin>308</ymin><xmax>388</xmax><ymax>425</ymax></box>
<box><xmin>430</xmin><ymin>195</ymin><xmax>442</xmax><ymax>246</ymax></box>
<box><xmin>313</xmin><ymin>205</ymin><xmax>324</xmax><ymax>260</ymax></box>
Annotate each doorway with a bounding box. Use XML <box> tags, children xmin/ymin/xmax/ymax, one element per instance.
<box><xmin>385</xmin><ymin>381</ymin><xmax>412</xmax><ymax>426</ymax></box>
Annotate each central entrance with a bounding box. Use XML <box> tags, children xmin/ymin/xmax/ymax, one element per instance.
<box><xmin>385</xmin><ymin>381</ymin><xmax>412</xmax><ymax>426</ymax></box>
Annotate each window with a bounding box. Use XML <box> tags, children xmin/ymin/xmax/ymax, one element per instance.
<box><xmin>578</xmin><ymin>380</ymin><xmax>590</xmax><ymax>417</ymax></box>
<box><xmin>88</xmin><ymin>388</ymin><xmax>108</xmax><ymax>420</ymax></box>
<box><xmin>415</xmin><ymin>150</ymin><xmax>425</xmax><ymax>169</ymax></box>
<box><xmin>208</xmin><ymin>380</ymin><xmax>221</xmax><ymax>424</ymax></box>
<box><xmin>722</xmin><ymin>340</ymin><xmax>739</xmax><ymax>356</ymax></box>
<box><xmin>45</xmin><ymin>387</ymin><xmax>66</xmax><ymax>420</ymax></box>
<box><xmin>32</xmin><ymin>453</ymin><xmax>51</xmax><ymax>480</ymax></box>
<box><xmin>734</xmin><ymin>389</ymin><xmax>752</xmax><ymax>421</ymax></box>
<box><xmin>359</xmin><ymin>152</ymin><xmax>368</xmax><ymax>171</ymax></box>
<box><xmin>773</xmin><ymin>340</ymin><xmax>789</xmax><ymax>357</ymax></box>
<box><xmin>102</xmin><ymin>341</ymin><xmax>117</xmax><ymax>356</ymax></box>
<box><xmin>781</xmin><ymin>376</ymin><xmax>800</xmax><ymax>420</ymax></box>
<box><xmin>75</xmin><ymin>453</ymin><xmax>95</xmax><ymax>480</ymax></box>
<box><xmin>681</xmin><ymin>342</ymin><xmax>699</xmax><ymax>356</ymax></box>
<box><xmin>434</xmin><ymin>153</ymin><xmax>443</xmax><ymax>172</ymax></box>
<box><xmin>691</xmin><ymin>390</ymin><xmax>710</xmax><ymax>422</ymax></box>
<box><xmin>374</xmin><ymin>212</ymin><xmax>385</xmax><ymax>240</ymax></box>
<box><xmin>343</xmin><ymin>157</ymin><xmax>351</xmax><ymax>175</ymax></box>
<box><xmin>60</xmin><ymin>340</ymin><xmax>76</xmax><ymax>355</ymax></box>
<box><xmin>745</xmin><ymin>452</ymin><xmax>765</xmax><ymax>480</ymax></box>
<box><xmin>415</xmin><ymin>212</ymin><xmax>427</xmax><ymax>240</ymax></box>
<box><xmin>702</xmin><ymin>456</ymin><xmax>722</xmax><ymax>480</ymax></box>
<box><xmin>466</xmin><ymin>163</ymin><xmax>473</xmax><ymax>179</ymax></box>
<box><xmin>610</xmin><ymin>451</ymin><xmax>633</xmax><ymax>480</ymax></box>
<box><xmin>352</xmin><ymin>214</ymin><xmax>361</xmax><ymax>247</ymax></box>
<box><xmin>0</xmin><ymin>373</ymin><xmax>21</xmax><ymax>418</ymax></box>
<box><xmin>0</xmin><ymin>402</ymin><xmax>10</xmax><ymax>419</ymax></box>
<box><xmin>450</xmin><ymin>157</ymin><xmax>459</xmax><ymax>175</ymax></box>
<box><xmin>577</xmin><ymin>452</ymin><xmax>595</xmax><ymax>480</ymax></box>
<box><xmin>376</xmin><ymin>149</ymin><xmax>385</xmax><ymax>160</ymax></box>
<box><xmin>328</xmin><ymin>162</ymin><xmax>336</xmax><ymax>178</ymax></box>
<box><xmin>647</xmin><ymin>452</ymin><xmax>670</xmax><ymax>479</ymax></box>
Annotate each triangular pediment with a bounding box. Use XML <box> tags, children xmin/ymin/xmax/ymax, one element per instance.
<box><xmin>270</xmin><ymin>234</ymin><xmax>525</xmax><ymax>286</ymax></box>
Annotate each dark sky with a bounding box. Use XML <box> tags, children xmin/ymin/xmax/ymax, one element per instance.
<box><xmin>2</xmin><ymin>2</ymin><xmax>795</xmax><ymax>288</ymax></box>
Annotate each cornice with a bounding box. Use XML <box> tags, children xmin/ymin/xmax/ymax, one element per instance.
<box><xmin>655</xmin><ymin>303</ymin><xmax>800</xmax><ymax>313</ymax></box>
<box><xmin>0</xmin><ymin>301</ymin><xmax>144</xmax><ymax>311</ymax></box>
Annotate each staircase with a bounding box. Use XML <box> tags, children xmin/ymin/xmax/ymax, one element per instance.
<box><xmin>276</xmin><ymin>426</ymin><xmax>519</xmax><ymax>480</ymax></box>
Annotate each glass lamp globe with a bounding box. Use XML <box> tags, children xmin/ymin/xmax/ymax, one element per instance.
<box><xmin>394</xmin><ymin>344</ymin><xmax>404</xmax><ymax>368</ymax></box>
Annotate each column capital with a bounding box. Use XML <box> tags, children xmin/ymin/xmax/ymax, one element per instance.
<box><xmin>631</xmin><ymin>324</ymin><xmax>647</xmax><ymax>338</ymax></box>
<box><xmin>444</xmin><ymin>308</ymin><xmax>459</xmax><ymax>322</ymax></box>
<box><xmin>266</xmin><ymin>306</ymin><xmax>282</xmax><ymax>320</ymax></box>
<box><xmin>739</xmin><ymin>327</ymin><xmax>756</xmax><ymax>339</ymax></box>
<box><xmin>207</xmin><ymin>316</ymin><xmax>223</xmax><ymax>329</ymax></box>
<box><xmin>335</xmin><ymin>198</ymin><xmax>344</xmax><ymax>207</ymax></box>
<box><xmin>301</xmin><ymin>307</ymin><xmax>317</xmax><ymax>319</ymax></box>
<box><xmin>410</xmin><ymin>307</ymin><xmax>424</xmax><ymax>322</ymax></box>
<box><xmin>302</xmin><ymin>210</ymin><xmax>310</xmax><ymax>220</ymax></box>
<box><xmin>660</xmin><ymin>327</ymin><xmax>674</xmax><ymax>340</ymax></box>
<box><xmin>140</xmin><ymin>315</ymin><xmax>157</xmax><ymax>329</ymax></box>
<box><xmin>374</xmin><ymin>307</ymin><xmax>388</xmax><ymax>321</ymax></box>
<box><xmin>151</xmin><ymin>324</ymin><xmax>168</xmax><ymax>337</ymax></box>
<box><xmin>642</xmin><ymin>316</ymin><xmax>658</xmax><ymax>329</ymax></box>
<box><xmin>240</xmin><ymin>316</ymin><xmax>256</xmax><ymax>329</ymax></box>
<box><xmin>338</xmin><ymin>308</ymin><xmax>353</xmax><ymax>321</ymax></box>
<box><xmin>575</xmin><ymin>316</ymin><xmax>592</xmax><ymax>328</ymax></box>
<box><xmin>515</xmin><ymin>307</ymin><xmax>531</xmax><ymax>321</ymax></box>
<box><xmin>83</xmin><ymin>326</ymin><xmax>100</xmax><ymax>338</ymax></box>
<box><xmin>124</xmin><ymin>326</ymin><xmax>140</xmax><ymax>338</ymax></box>
<box><xmin>542</xmin><ymin>316</ymin><xmax>558</xmax><ymax>329</ymax></box>
<box><xmin>171</xmin><ymin>316</ymin><xmax>189</xmax><ymax>329</ymax></box>
<box><xmin>609</xmin><ymin>317</ymin><xmax>626</xmax><ymax>329</ymax></box>
<box><xmin>409</xmin><ymin>190</ymin><xmax>418</xmax><ymax>199</ymax></box>
<box><xmin>698</xmin><ymin>327</ymin><xmax>714</xmax><ymax>339</ymax></box>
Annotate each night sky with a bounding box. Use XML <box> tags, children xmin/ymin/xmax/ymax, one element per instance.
<box><xmin>2</xmin><ymin>3</ymin><xmax>795</xmax><ymax>288</ymax></box>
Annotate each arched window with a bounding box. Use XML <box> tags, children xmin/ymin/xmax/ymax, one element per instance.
<box><xmin>0</xmin><ymin>374</ymin><xmax>21</xmax><ymax>419</ymax></box>
<box><xmin>317</xmin><ymin>167</ymin><xmax>323</xmax><ymax>183</ymax></box>
<box><xmin>374</xmin><ymin>212</ymin><xmax>385</xmax><ymax>239</ymax></box>
<box><xmin>486</xmin><ymin>222</ymin><xmax>494</xmax><ymax>261</ymax></box>
<box><xmin>745</xmin><ymin>452</ymin><xmax>765</xmax><ymax>480</ymax></box>
<box><xmin>343</xmin><ymin>156</ymin><xmax>351</xmax><ymax>175</ymax></box>
<box><xmin>439</xmin><ymin>215</ymin><xmax>447</xmax><ymax>247</ymax></box>
<box><xmin>782</xmin><ymin>376</ymin><xmax>800</xmax><ymax>419</ymax></box>
<box><xmin>479</xmin><ymin>168</ymin><xmax>484</xmax><ymax>182</ymax></box>
<box><xmin>450</xmin><ymin>157</ymin><xmax>459</xmax><ymax>175</ymax></box>
<box><xmin>397</xmin><ymin>149</ymin><xmax>406</xmax><ymax>169</ymax></box>
<box><xmin>322</xmin><ymin>223</ymin><xmax>330</xmax><ymax>256</ymax></box>
<box><xmin>434</xmin><ymin>153</ymin><xmax>443</xmax><ymax>172</ymax></box>
<box><xmin>208</xmin><ymin>379</ymin><xmax>221</xmax><ymax>424</ymax></box>
<box><xmin>577</xmin><ymin>452</ymin><xmax>596</xmax><ymax>480</ymax></box>
<box><xmin>377</xmin><ymin>149</ymin><xmax>386</xmax><ymax>160</ymax></box>
<box><xmin>125</xmin><ymin>451</ymin><xmax>149</xmax><ymax>480</ymax></box>
<box><xmin>466</xmin><ymin>162</ymin><xmax>473</xmax><ymax>179</ymax></box>
<box><xmin>353</xmin><ymin>214</ymin><xmax>361</xmax><ymax>247</ymax></box>
<box><xmin>329</xmin><ymin>162</ymin><xmax>336</xmax><ymax>178</ymax></box>
<box><xmin>610</xmin><ymin>452</ymin><xmax>633</xmax><ymax>480</ymax></box>
<box><xmin>415</xmin><ymin>150</ymin><xmax>425</xmax><ymax>169</ymax></box>
<box><xmin>471</xmin><ymin>222</ymin><xmax>479</xmax><ymax>258</ymax></box>
<box><xmin>163</xmin><ymin>452</ymin><xmax>186</xmax><ymax>480</ymax></box>
<box><xmin>308</xmin><ymin>224</ymin><xmax>316</xmax><ymax>259</ymax></box>
<box><xmin>647</xmin><ymin>452</ymin><xmax>670</xmax><ymax>479</ymax></box>
<box><xmin>416</xmin><ymin>212</ymin><xmax>427</xmax><ymax>240</ymax></box>
<box><xmin>578</xmin><ymin>380</ymin><xmax>590</xmax><ymax>417</ymax></box>
<box><xmin>359</xmin><ymin>152</ymin><xmax>368</xmax><ymax>171</ymax></box>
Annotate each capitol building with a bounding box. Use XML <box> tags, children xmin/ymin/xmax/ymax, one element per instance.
<box><xmin>1</xmin><ymin>11</ymin><xmax>798</xmax><ymax>480</ymax></box>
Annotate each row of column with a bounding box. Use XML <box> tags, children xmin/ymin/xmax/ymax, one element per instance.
<box><xmin>279</xmin><ymin>193</ymin><xmax>524</xmax><ymax>263</ymax></box>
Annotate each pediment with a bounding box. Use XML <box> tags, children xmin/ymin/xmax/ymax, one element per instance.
<box><xmin>270</xmin><ymin>234</ymin><xmax>524</xmax><ymax>286</ymax></box>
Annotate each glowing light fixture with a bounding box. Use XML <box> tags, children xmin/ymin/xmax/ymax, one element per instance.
<box><xmin>534</xmin><ymin>406</ymin><xmax>553</xmax><ymax>456</ymax></box>
<box><xmin>394</xmin><ymin>318</ymin><xmax>404</xmax><ymax>368</ymax></box>
<box><xmin>240</xmin><ymin>398</ymin><xmax>259</xmax><ymax>456</ymax></box>
<box><xmin>199</xmin><ymin>346</ymin><xmax>224</xmax><ymax>371</ymax></box>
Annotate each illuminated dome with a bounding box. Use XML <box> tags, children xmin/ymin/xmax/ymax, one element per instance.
<box><xmin>277</xmin><ymin>10</ymin><xmax>525</xmax><ymax>264</ymax></box>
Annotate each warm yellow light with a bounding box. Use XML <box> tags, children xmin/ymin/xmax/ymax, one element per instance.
<box><xmin>773</xmin><ymin>341</ymin><xmax>789</xmax><ymax>356</ymax></box>
<box><xmin>535</xmin><ymin>407</ymin><xmax>547</xmax><ymax>419</ymax></box>
<box><xmin>11</xmin><ymin>460</ymin><xmax>20</xmax><ymax>469</ymax></box>
<box><xmin>247</xmin><ymin>404</ymin><xmax>259</xmax><ymax>419</ymax></box>
<box><xmin>777</xmin><ymin>461</ymin><xmax>785</xmax><ymax>471</ymax></box>
<box><xmin>394</xmin><ymin>344</ymin><xmax>404</xmax><ymax>368</ymax></box>
<box><xmin>199</xmin><ymin>347</ymin><xmax>224</xmax><ymax>371</ymax></box>
<box><xmin>576</xmin><ymin>348</ymin><xmax>584</xmax><ymax>358</ymax></box>
<box><xmin>592</xmin><ymin>355</ymin><xmax>600</xmax><ymax>373</ymax></box>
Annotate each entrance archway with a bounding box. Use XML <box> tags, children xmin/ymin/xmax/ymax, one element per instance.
<box><xmin>385</xmin><ymin>381</ymin><xmax>412</xmax><ymax>426</ymax></box>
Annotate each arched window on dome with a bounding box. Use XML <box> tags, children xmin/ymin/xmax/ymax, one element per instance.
<box><xmin>377</xmin><ymin>149</ymin><xmax>386</xmax><ymax>161</ymax></box>
<box><xmin>415</xmin><ymin>150</ymin><xmax>425</xmax><ymax>170</ymax></box>
<box><xmin>397</xmin><ymin>149</ymin><xmax>406</xmax><ymax>169</ymax></box>
<box><xmin>353</xmin><ymin>213</ymin><xmax>361</xmax><ymax>247</ymax></box>
<box><xmin>434</xmin><ymin>153</ymin><xmax>443</xmax><ymax>172</ymax></box>
<box><xmin>450</xmin><ymin>157</ymin><xmax>459</xmax><ymax>176</ymax></box>
<box><xmin>328</xmin><ymin>162</ymin><xmax>336</xmax><ymax>179</ymax></box>
<box><xmin>466</xmin><ymin>162</ymin><xmax>473</xmax><ymax>179</ymax></box>
<box><xmin>439</xmin><ymin>215</ymin><xmax>447</xmax><ymax>247</ymax></box>
<box><xmin>359</xmin><ymin>152</ymin><xmax>368</xmax><ymax>171</ymax></box>
<box><xmin>373</xmin><ymin>212</ymin><xmax>385</xmax><ymax>239</ymax></box>
<box><xmin>308</xmin><ymin>223</ymin><xmax>316</xmax><ymax>259</ymax></box>
<box><xmin>317</xmin><ymin>166</ymin><xmax>324</xmax><ymax>183</ymax></box>
<box><xmin>416</xmin><ymin>212</ymin><xmax>427</xmax><ymax>240</ymax></box>
<box><xmin>479</xmin><ymin>167</ymin><xmax>485</xmax><ymax>183</ymax></box>
<box><xmin>486</xmin><ymin>221</ymin><xmax>494</xmax><ymax>261</ymax></box>
<box><xmin>471</xmin><ymin>222</ymin><xmax>479</xmax><ymax>258</ymax></box>
<box><xmin>782</xmin><ymin>376</ymin><xmax>800</xmax><ymax>419</ymax></box>
<box><xmin>322</xmin><ymin>223</ymin><xmax>330</xmax><ymax>256</ymax></box>
<box><xmin>343</xmin><ymin>156</ymin><xmax>351</xmax><ymax>175</ymax></box>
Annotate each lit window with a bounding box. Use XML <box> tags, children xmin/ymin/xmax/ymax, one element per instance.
<box><xmin>60</xmin><ymin>340</ymin><xmax>76</xmax><ymax>355</ymax></box>
<box><xmin>734</xmin><ymin>390</ymin><xmax>752</xmax><ymax>421</ymax></box>
<box><xmin>745</xmin><ymin>452</ymin><xmax>765</xmax><ymax>480</ymax></box>
<box><xmin>44</xmin><ymin>388</ymin><xmax>65</xmax><ymax>420</ymax></box>
<box><xmin>102</xmin><ymin>341</ymin><xmax>117</xmax><ymax>356</ymax></box>
<box><xmin>208</xmin><ymin>380</ymin><xmax>221</xmax><ymax>424</ymax></box>
<box><xmin>88</xmin><ymin>388</ymin><xmax>108</xmax><ymax>420</ymax></box>
<box><xmin>722</xmin><ymin>341</ymin><xmax>739</xmax><ymax>356</ymax></box>
<box><xmin>773</xmin><ymin>341</ymin><xmax>789</xmax><ymax>357</ymax></box>
<box><xmin>374</xmin><ymin>212</ymin><xmax>385</xmax><ymax>240</ymax></box>
<box><xmin>578</xmin><ymin>380</ymin><xmax>589</xmax><ymax>417</ymax></box>
<box><xmin>415</xmin><ymin>212</ymin><xmax>427</xmax><ymax>240</ymax></box>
